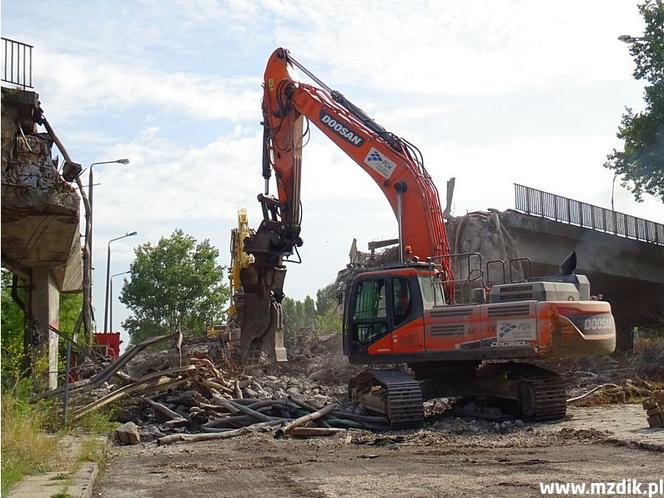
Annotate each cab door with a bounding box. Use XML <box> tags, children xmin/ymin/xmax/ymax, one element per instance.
<box><xmin>388</xmin><ymin>276</ymin><xmax>425</xmax><ymax>353</ymax></box>
<box><xmin>346</xmin><ymin>277</ymin><xmax>391</xmax><ymax>355</ymax></box>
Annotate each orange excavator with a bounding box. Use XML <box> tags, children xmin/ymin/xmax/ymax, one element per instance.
<box><xmin>237</xmin><ymin>48</ymin><xmax>616</xmax><ymax>427</ymax></box>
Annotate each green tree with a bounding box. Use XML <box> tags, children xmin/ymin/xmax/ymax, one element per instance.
<box><xmin>281</xmin><ymin>287</ymin><xmax>343</xmax><ymax>351</ymax></box>
<box><xmin>606</xmin><ymin>0</ymin><xmax>664</xmax><ymax>202</ymax></box>
<box><xmin>303</xmin><ymin>295</ymin><xmax>316</xmax><ymax>328</ymax></box>
<box><xmin>315</xmin><ymin>287</ymin><xmax>336</xmax><ymax>316</ymax></box>
<box><xmin>120</xmin><ymin>229</ymin><xmax>228</xmax><ymax>344</ymax></box>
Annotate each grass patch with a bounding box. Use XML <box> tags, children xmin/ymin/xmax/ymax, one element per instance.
<box><xmin>50</xmin><ymin>473</ymin><xmax>71</xmax><ymax>481</ymax></box>
<box><xmin>72</xmin><ymin>409</ymin><xmax>119</xmax><ymax>435</ymax></box>
<box><xmin>1</xmin><ymin>381</ymin><xmax>58</xmax><ymax>495</ymax></box>
<box><xmin>79</xmin><ymin>437</ymin><xmax>108</xmax><ymax>466</ymax></box>
<box><xmin>1</xmin><ymin>372</ymin><xmax>116</xmax><ymax>495</ymax></box>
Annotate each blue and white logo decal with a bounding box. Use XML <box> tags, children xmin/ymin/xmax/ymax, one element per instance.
<box><xmin>493</xmin><ymin>319</ymin><xmax>536</xmax><ymax>345</ymax></box>
<box><xmin>497</xmin><ymin>322</ymin><xmax>518</xmax><ymax>340</ymax></box>
<box><xmin>363</xmin><ymin>147</ymin><xmax>396</xmax><ymax>179</ymax></box>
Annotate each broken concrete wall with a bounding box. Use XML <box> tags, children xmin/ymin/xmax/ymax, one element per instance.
<box><xmin>1</xmin><ymin>88</ymin><xmax>82</xmax><ymax>291</ymax></box>
<box><xmin>1</xmin><ymin>87</ymin><xmax>83</xmax><ymax>388</ymax></box>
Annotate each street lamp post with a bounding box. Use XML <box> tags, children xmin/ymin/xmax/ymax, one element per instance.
<box><xmin>611</xmin><ymin>172</ymin><xmax>619</xmax><ymax>212</ymax></box>
<box><xmin>110</xmin><ymin>270</ymin><xmax>130</xmax><ymax>334</ymax></box>
<box><xmin>104</xmin><ymin>232</ymin><xmax>138</xmax><ymax>332</ymax></box>
<box><xmin>88</xmin><ymin>159</ymin><xmax>129</xmax><ymax>270</ymax></box>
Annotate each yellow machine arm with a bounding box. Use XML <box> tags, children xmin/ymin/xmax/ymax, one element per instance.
<box><xmin>229</xmin><ymin>208</ymin><xmax>253</xmax><ymax>318</ymax></box>
<box><xmin>207</xmin><ymin>209</ymin><xmax>253</xmax><ymax>338</ymax></box>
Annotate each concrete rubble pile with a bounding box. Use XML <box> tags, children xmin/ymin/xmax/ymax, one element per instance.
<box><xmin>52</xmin><ymin>332</ymin><xmax>381</xmax><ymax>446</ymax></box>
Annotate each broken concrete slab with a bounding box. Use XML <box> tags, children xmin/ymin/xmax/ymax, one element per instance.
<box><xmin>116</xmin><ymin>422</ymin><xmax>141</xmax><ymax>445</ymax></box>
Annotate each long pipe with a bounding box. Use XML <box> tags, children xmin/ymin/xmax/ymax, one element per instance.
<box><xmin>395</xmin><ymin>182</ymin><xmax>408</xmax><ymax>263</ymax></box>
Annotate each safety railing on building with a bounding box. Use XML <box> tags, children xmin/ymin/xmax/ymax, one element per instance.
<box><xmin>2</xmin><ymin>37</ymin><xmax>33</xmax><ymax>89</ymax></box>
<box><xmin>514</xmin><ymin>184</ymin><xmax>663</xmax><ymax>246</ymax></box>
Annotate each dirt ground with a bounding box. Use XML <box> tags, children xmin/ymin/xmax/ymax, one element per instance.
<box><xmin>95</xmin><ymin>405</ymin><xmax>664</xmax><ymax>498</ymax></box>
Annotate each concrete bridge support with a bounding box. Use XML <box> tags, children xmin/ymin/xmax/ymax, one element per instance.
<box><xmin>31</xmin><ymin>268</ymin><xmax>60</xmax><ymax>388</ymax></box>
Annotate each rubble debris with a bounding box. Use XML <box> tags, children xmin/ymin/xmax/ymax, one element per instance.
<box><xmin>71</xmin><ymin>365</ymin><xmax>194</xmax><ymax>421</ymax></box>
<box><xmin>567</xmin><ymin>384</ymin><xmax>621</xmax><ymax>404</ymax></box>
<box><xmin>633</xmin><ymin>342</ymin><xmax>664</xmax><ymax>381</ymax></box>
<box><xmin>276</xmin><ymin>403</ymin><xmax>338</xmax><ymax>438</ymax></box>
<box><xmin>643</xmin><ymin>391</ymin><xmax>664</xmax><ymax>428</ymax></box>
<box><xmin>35</xmin><ymin>331</ymin><xmax>182</xmax><ymax>402</ymax></box>
<box><xmin>50</xmin><ymin>326</ymin><xmax>664</xmax><ymax>449</ymax></box>
<box><xmin>541</xmin><ymin>354</ymin><xmax>664</xmax><ymax>406</ymax></box>
<box><xmin>53</xmin><ymin>333</ymin><xmax>386</xmax><ymax>446</ymax></box>
<box><xmin>116</xmin><ymin>422</ymin><xmax>141</xmax><ymax>445</ymax></box>
<box><xmin>568</xmin><ymin>378</ymin><xmax>662</xmax><ymax>406</ymax></box>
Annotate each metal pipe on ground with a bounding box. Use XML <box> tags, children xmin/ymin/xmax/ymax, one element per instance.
<box><xmin>275</xmin><ymin>403</ymin><xmax>337</xmax><ymax>438</ymax></box>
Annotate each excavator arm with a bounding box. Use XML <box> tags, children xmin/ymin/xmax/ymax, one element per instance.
<box><xmin>259</xmin><ymin>48</ymin><xmax>452</xmax><ymax>274</ymax></box>
<box><xmin>238</xmin><ymin>48</ymin><xmax>453</xmax><ymax>364</ymax></box>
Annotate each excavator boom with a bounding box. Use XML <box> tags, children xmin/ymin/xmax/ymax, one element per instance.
<box><xmin>259</xmin><ymin>48</ymin><xmax>453</xmax><ymax>281</ymax></box>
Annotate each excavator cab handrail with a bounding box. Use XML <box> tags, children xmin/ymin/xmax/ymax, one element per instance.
<box><xmin>509</xmin><ymin>257</ymin><xmax>533</xmax><ymax>283</ymax></box>
<box><xmin>436</xmin><ymin>252</ymin><xmax>484</xmax><ymax>304</ymax></box>
<box><xmin>486</xmin><ymin>259</ymin><xmax>507</xmax><ymax>287</ymax></box>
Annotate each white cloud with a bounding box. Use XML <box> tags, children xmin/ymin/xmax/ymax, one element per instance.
<box><xmin>34</xmin><ymin>50</ymin><xmax>261</xmax><ymax>122</ymax></box>
<box><xmin>263</xmin><ymin>0</ymin><xmax>645</xmax><ymax>95</ymax></box>
<box><xmin>427</xmin><ymin>134</ymin><xmax>664</xmax><ymax>222</ymax></box>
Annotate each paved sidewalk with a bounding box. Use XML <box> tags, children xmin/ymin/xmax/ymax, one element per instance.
<box><xmin>9</xmin><ymin>436</ymin><xmax>106</xmax><ymax>498</ymax></box>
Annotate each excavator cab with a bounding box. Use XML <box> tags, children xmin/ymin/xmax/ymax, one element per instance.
<box><xmin>343</xmin><ymin>265</ymin><xmax>443</xmax><ymax>360</ymax></box>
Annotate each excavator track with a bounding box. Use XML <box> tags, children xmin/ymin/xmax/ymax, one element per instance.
<box><xmin>517</xmin><ymin>367</ymin><xmax>567</xmax><ymax>421</ymax></box>
<box><xmin>349</xmin><ymin>369</ymin><xmax>424</xmax><ymax>429</ymax></box>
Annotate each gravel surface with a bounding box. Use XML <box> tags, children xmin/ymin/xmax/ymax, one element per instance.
<box><xmin>95</xmin><ymin>405</ymin><xmax>664</xmax><ymax>498</ymax></box>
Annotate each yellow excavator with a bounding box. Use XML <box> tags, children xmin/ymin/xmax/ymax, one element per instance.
<box><xmin>207</xmin><ymin>209</ymin><xmax>253</xmax><ymax>338</ymax></box>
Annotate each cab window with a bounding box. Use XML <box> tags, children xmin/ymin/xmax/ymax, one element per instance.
<box><xmin>353</xmin><ymin>279</ymin><xmax>386</xmax><ymax>319</ymax></box>
<box><xmin>392</xmin><ymin>277</ymin><xmax>411</xmax><ymax>325</ymax></box>
<box><xmin>418</xmin><ymin>276</ymin><xmax>445</xmax><ymax>309</ymax></box>
<box><xmin>353</xmin><ymin>279</ymin><xmax>387</xmax><ymax>345</ymax></box>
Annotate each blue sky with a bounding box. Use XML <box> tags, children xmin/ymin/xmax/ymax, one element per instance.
<box><xmin>3</xmin><ymin>1</ymin><xmax>663</xmax><ymax>346</ymax></box>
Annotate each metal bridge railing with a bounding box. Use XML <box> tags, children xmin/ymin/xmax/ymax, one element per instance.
<box><xmin>2</xmin><ymin>37</ymin><xmax>33</xmax><ymax>89</ymax></box>
<box><xmin>514</xmin><ymin>184</ymin><xmax>664</xmax><ymax>246</ymax></box>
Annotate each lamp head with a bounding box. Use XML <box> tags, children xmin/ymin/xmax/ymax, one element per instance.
<box><xmin>117</xmin><ymin>159</ymin><xmax>130</xmax><ymax>164</ymax></box>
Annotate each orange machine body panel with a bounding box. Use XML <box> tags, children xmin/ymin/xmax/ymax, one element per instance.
<box><xmin>349</xmin><ymin>268</ymin><xmax>615</xmax><ymax>364</ymax></box>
